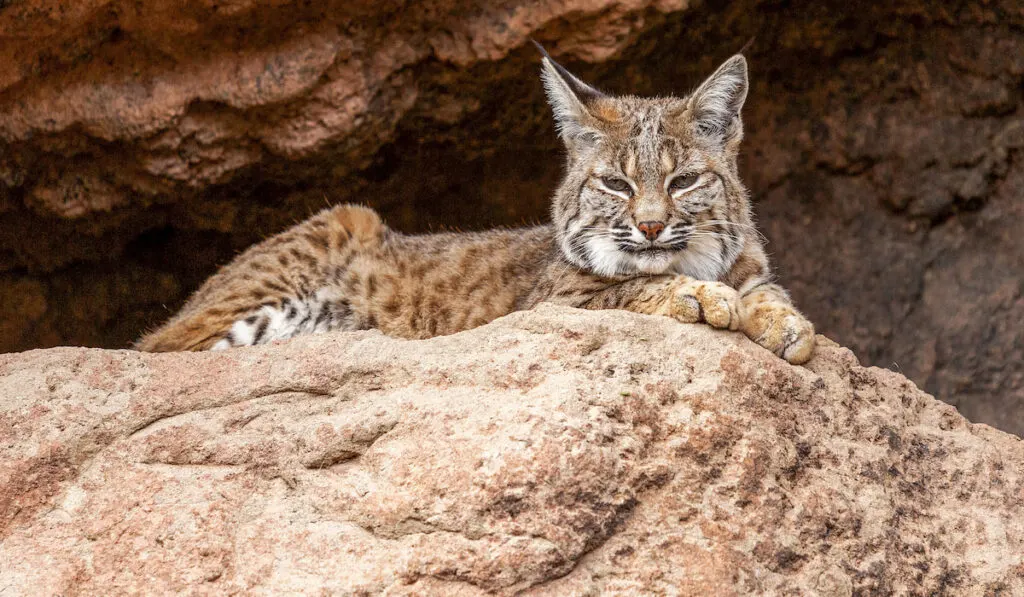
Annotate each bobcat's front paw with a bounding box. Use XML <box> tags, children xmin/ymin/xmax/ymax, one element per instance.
<box><xmin>661</xmin><ymin>279</ymin><xmax>740</xmax><ymax>330</ymax></box>
<box><xmin>740</xmin><ymin>301</ymin><xmax>815</xmax><ymax>365</ymax></box>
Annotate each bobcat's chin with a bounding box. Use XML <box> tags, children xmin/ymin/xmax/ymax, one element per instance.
<box><xmin>624</xmin><ymin>250</ymin><xmax>682</xmax><ymax>276</ymax></box>
<box><xmin>572</xmin><ymin>232</ymin><xmax>732</xmax><ymax>280</ymax></box>
<box><xmin>575</xmin><ymin>235</ymin><xmax>689</xmax><ymax>278</ymax></box>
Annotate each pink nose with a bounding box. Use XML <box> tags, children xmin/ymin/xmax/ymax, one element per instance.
<box><xmin>637</xmin><ymin>221</ymin><xmax>665</xmax><ymax>241</ymax></box>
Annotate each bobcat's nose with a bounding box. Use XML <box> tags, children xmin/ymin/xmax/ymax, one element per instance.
<box><xmin>637</xmin><ymin>221</ymin><xmax>666</xmax><ymax>241</ymax></box>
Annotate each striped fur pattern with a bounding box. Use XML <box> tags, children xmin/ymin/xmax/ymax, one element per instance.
<box><xmin>137</xmin><ymin>52</ymin><xmax>815</xmax><ymax>364</ymax></box>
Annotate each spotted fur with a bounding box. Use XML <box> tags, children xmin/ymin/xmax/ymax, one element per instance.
<box><xmin>137</xmin><ymin>51</ymin><xmax>815</xmax><ymax>364</ymax></box>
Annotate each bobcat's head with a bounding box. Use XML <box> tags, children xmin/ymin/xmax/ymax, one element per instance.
<box><xmin>541</xmin><ymin>49</ymin><xmax>753</xmax><ymax>280</ymax></box>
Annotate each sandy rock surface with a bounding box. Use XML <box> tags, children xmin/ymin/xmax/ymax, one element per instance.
<box><xmin>1</xmin><ymin>305</ymin><xmax>1021</xmax><ymax>595</ymax></box>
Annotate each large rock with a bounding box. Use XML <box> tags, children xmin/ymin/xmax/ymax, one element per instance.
<box><xmin>1</xmin><ymin>306</ymin><xmax>1021</xmax><ymax>594</ymax></box>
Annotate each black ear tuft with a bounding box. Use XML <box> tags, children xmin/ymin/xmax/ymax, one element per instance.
<box><xmin>534</xmin><ymin>41</ymin><xmax>606</xmax><ymax>143</ymax></box>
<box><xmin>532</xmin><ymin>40</ymin><xmax>605</xmax><ymax>105</ymax></box>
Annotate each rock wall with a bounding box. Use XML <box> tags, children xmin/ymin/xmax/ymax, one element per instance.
<box><xmin>2</xmin><ymin>306</ymin><xmax>1022</xmax><ymax>594</ymax></box>
<box><xmin>0</xmin><ymin>0</ymin><xmax>1022</xmax><ymax>435</ymax></box>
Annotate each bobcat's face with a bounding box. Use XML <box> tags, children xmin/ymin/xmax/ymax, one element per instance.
<box><xmin>540</xmin><ymin>50</ymin><xmax>751</xmax><ymax>279</ymax></box>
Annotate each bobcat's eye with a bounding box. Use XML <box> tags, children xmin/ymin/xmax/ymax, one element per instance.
<box><xmin>600</xmin><ymin>177</ymin><xmax>633</xmax><ymax>196</ymax></box>
<box><xmin>669</xmin><ymin>173</ymin><xmax>701</xmax><ymax>193</ymax></box>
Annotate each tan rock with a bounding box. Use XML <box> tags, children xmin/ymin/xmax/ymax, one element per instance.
<box><xmin>1</xmin><ymin>305</ymin><xmax>1021</xmax><ymax>594</ymax></box>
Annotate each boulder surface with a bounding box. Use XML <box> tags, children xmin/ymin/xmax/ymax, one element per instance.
<box><xmin>1</xmin><ymin>306</ymin><xmax>1021</xmax><ymax>595</ymax></box>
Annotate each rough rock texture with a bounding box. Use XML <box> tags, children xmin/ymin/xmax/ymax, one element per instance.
<box><xmin>1</xmin><ymin>306</ymin><xmax>1022</xmax><ymax>595</ymax></box>
<box><xmin>0</xmin><ymin>1</ymin><xmax>1022</xmax><ymax>434</ymax></box>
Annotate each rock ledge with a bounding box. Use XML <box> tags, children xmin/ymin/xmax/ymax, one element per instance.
<box><xmin>1</xmin><ymin>305</ymin><xmax>1021</xmax><ymax>594</ymax></box>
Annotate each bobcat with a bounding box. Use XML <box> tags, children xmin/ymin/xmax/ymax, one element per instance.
<box><xmin>137</xmin><ymin>49</ymin><xmax>816</xmax><ymax>364</ymax></box>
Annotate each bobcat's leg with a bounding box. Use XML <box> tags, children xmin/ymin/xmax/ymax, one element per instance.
<box><xmin>736</xmin><ymin>280</ymin><xmax>815</xmax><ymax>365</ymax></box>
<box><xmin>572</xmin><ymin>275</ymin><xmax>742</xmax><ymax>331</ymax></box>
<box><xmin>135</xmin><ymin>204</ymin><xmax>384</xmax><ymax>352</ymax></box>
<box><xmin>553</xmin><ymin>270</ymin><xmax>813</xmax><ymax>365</ymax></box>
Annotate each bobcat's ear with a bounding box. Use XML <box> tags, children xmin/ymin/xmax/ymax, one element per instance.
<box><xmin>536</xmin><ymin>43</ymin><xmax>606</xmax><ymax>145</ymax></box>
<box><xmin>688</xmin><ymin>54</ymin><xmax>748</xmax><ymax>142</ymax></box>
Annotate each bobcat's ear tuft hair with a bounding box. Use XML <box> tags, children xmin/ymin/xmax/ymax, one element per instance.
<box><xmin>535</xmin><ymin>42</ymin><xmax>606</xmax><ymax>145</ymax></box>
<box><xmin>689</xmin><ymin>54</ymin><xmax>748</xmax><ymax>142</ymax></box>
